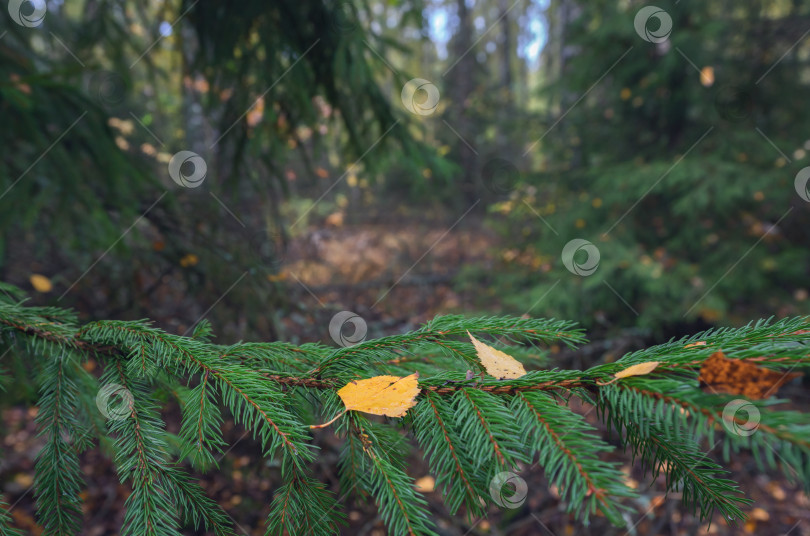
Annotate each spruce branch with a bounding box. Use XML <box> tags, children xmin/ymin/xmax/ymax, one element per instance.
<box><xmin>607</xmin><ymin>380</ymin><xmax>810</xmax><ymax>488</ymax></box>
<box><xmin>452</xmin><ymin>388</ymin><xmax>530</xmax><ymax>471</ymax></box>
<box><xmin>0</xmin><ymin>289</ymin><xmax>809</xmax><ymax>534</ymax></box>
<box><xmin>81</xmin><ymin>321</ymin><xmax>316</xmax><ymax>471</ymax></box>
<box><xmin>104</xmin><ymin>362</ymin><xmax>182</xmax><ymax>536</ymax></box>
<box><xmin>513</xmin><ymin>391</ymin><xmax>637</xmax><ymax>525</ymax></box>
<box><xmin>178</xmin><ymin>375</ymin><xmax>226</xmax><ymax>470</ymax></box>
<box><xmin>309</xmin><ymin>314</ymin><xmax>585</xmax><ymax>376</ymax></box>
<box><xmin>0</xmin><ymin>497</ymin><xmax>24</xmax><ymax>536</ymax></box>
<box><xmin>265</xmin><ymin>472</ymin><xmax>344</xmax><ymax>536</ymax></box>
<box><xmin>412</xmin><ymin>392</ymin><xmax>488</xmax><ymax>516</ymax></box>
<box><xmin>629</xmin><ymin>425</ymin><xmax>751</xmax><ymax>522</ymax></box>
<box><xmin>600</xmin><ymin>384</ymin><xmax>753</xmax><ymax>522</ymax></box>
<box><xmin>342</xmin><ymin>413</ymin><xmax>437</xmax><ymax>536</ymax></box>
<box><xmin>33</xmin><ymin>353</ymin><xmax>89</xmax><ymax>536</ymax></box>
<box><xmin>161</xmin><ymin>470</ymin><xmax>235</xmax><ymax>536</ymax></box>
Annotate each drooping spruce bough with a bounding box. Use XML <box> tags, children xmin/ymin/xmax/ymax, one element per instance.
<box><xmin>0</xmin><ymin>282</ymin><xmax>808</xmax><ymax>535</ymax></box>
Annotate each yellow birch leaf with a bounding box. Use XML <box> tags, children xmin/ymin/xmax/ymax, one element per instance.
<box><xmin>30</xmin><ymin>274</ymin><xmax>53</xmax><ymax>293</ymax></box>
<box><xmin>337</xmin><ymin>373</ymin><xmax>420</xmax><ymax>418</ymax></box>
<box><xmin>615</xmin><ymin>361</ymin><xmax>660</xmax><ymax>379</ymax></box>
<box><xmin>468</xmin><ymin>331</ymin><xmax>526</xmax><ymax>379</ymax></box>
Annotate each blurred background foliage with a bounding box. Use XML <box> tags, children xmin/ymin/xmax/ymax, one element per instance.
<box><xmin>477</xmin><ymin>0</ymin><xmax>810</xmax><ymax>336</ymax></box>
<box><xmin>1</xmin><ymin>0</ymin><xmax>808</xmax><ymax>344</ymax></box>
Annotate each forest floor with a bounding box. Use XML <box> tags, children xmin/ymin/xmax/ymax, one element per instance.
<box><xmin>2</xmin><ymin>216</ymin><xmax>809</xmax><ymax>535</ymax></box>
<box><xmin>275</xmin><ymin>217</ymin><xmax>498</xmax><ymax>340</ymax></box>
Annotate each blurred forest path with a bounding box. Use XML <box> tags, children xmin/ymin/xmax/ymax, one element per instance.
<box><xmin>274</xmin><ymin>213</ymin><xmax>498</xmax><ymax>341</ymax></box>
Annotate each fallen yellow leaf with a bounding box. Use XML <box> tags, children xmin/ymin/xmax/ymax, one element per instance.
<box><xmin>615</xmin><ymin>361</ymin><xmax>660</xmax><ymax>379</ymax></box>
<box><xmin>338</xmin><ymin>373</ymin><xmax>420</xmax><ymax>418</ymax></box>
<box><xmin>13</xmin><ymin>472</ymin><xmax>33</xmax><ymax>488</ymax></box>
<box><xmin>29</xmin><ymin>274</ymin><xmax>53</xmax><ymax>293</ymax></box>
<box><xmin>325</xmin><ymin>211</ymin><xmax>344</xmax><ymax>227</ymax></box>
<box><xmin>468</xmin><ymin>331</ymin><xmax>526</xmax><ymax>379</ymax></box>
<box><xmin>179</xmin><ymin>253</ymin><xmax>199</xmax><ymax>267</ymax></box>
<box><xmin>414</xmin><ymin>475</ymin><xmax>435</xmax><ymax>492</ymax></box>
<box><xmin>750</xmin><ymin>507</ymin><xmax>770</xmax><ymax>522</ymax></box>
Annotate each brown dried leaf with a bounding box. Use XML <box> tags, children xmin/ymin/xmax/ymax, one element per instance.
<box><xmin>698</xmin><ymin>351</ymin><xmax>802</xmax><ymax>400</ymax></box>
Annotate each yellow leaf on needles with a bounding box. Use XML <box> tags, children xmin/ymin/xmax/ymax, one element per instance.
<box><xmin>30</xmin><ymin>274</ymin><xmax>53</xmax><ymax>293</ymax></box>
<box><xmin>337</xmin><ymin>373</ymin><xmax>420</xmax><ymax>418</ymax></box>
<box><xmin>614</xmin><ymin>361</ymin><xmax>660</xmax><ymax>379</ymax></box>
<box><xmin>468</xmin><ymin>331</ymin><xmax>526</xmax><ymax>379</ymax></box>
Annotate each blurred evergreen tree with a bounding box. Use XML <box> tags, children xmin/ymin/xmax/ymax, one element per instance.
<box><xmin>489</xmin><ymin>0</ymin><xmax>810</xmax><ymax>334</ymax></box>
<box><xmin>0</xmin><ymin>0</ymin><xmax>446</xmax><ymax>337</ymax></box>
